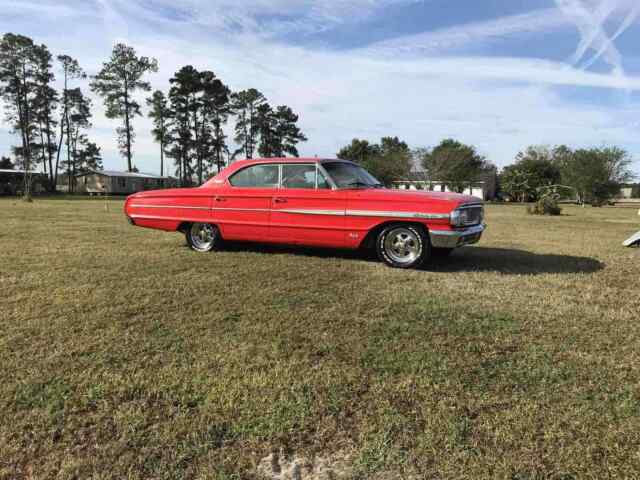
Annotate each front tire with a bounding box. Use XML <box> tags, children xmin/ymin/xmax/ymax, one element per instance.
<box><xmin>186</xmin><ymin>223</ymin><xmax>222</xmax><ymax>252</ymax></box>
<box><xmin>376</xmin><ymin>224</ymin><xmax>430</xmax><ymax>269</ymax></box>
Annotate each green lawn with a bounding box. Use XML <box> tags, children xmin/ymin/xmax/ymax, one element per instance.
<box><xmin>1</xmin><ymin>198</ymin><xmax>639</xmax><ymax>479</ymax></box>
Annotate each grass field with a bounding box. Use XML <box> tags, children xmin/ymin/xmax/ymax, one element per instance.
<box><xmin>1</xmin><ymin>198</ymin><xmax>640</xmax><ymax>479</ymax></box>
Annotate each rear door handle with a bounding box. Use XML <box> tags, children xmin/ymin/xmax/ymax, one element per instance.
<box><xmin>215</xmin><ymin>196</ymin><xmax>226</xmax><ymax>202</ymax></box>
<box><xmin>273</xmin><ymin>198</ymin><xmax>287</xmax><ymax>204</ymax></box>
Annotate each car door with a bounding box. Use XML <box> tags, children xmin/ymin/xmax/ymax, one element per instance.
<box><xmin>269</xmin><ymin>163</ymin><xmax>347</xmax><ymax>247</ymax></box>
<box><xmin>212</xmin><ymin>163</ymin><xmax>279</xmax><ymax>242</ymax></box>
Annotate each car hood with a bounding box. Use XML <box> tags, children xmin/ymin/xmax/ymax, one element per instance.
<box><xmin>348</xmin><ymin>188</ymin><xmax>481</xmax><ymax>206</ymax></box>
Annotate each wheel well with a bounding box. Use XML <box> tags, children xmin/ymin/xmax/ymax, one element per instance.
<box><xmin>359</xmin><ymin>221</ymin><xmax>429</xmax><ymax>250</ymax></box>
<box><xmin>177</xmin><ymin>222</ymin><xmax>191</xmax><ymax>234</ymax></box>
<box><xmin>178</xmin><ymin>222</ymin><xmax>223</xmax><ymax>238</ymax></box>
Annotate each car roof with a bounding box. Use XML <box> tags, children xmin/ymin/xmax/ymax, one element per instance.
<box><xmin>231</xmin><ymin>157</ymin><xmax>352</xmax><ymax>167</ymax></box>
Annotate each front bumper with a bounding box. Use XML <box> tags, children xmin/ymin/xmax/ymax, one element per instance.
<box><xmin>429</xmin><ymin>224</ymin><xmax>486</xmax><ymax>249</ymax></box>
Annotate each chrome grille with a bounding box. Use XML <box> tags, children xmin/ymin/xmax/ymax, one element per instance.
<box><xmin>461</xmin><ymin>205</ymin><xmax>484</xmax><ymax>226</ymax></box>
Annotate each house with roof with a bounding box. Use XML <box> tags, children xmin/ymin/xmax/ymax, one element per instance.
<box><xmin>391</xmin><ymin>169</ymin><xmax>497</xmax><ymax>201</ymax></box>
<box><xmin>57</xmin><ymin>169</ymin><xmax>177</xmax><ymax>195</ymax></box>
<box><xmin>618</xmin><ymin>183</ymin><xmax>640</xmax><ymax>200</ymax></box>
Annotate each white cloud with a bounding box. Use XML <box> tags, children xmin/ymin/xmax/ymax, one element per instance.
<box><xmin>362</xmin><ymin>8</ymin><xmax>569</xmax><ymax>56</ymax></box>
<box><xmin>1</xmin><ymin>0</ymin><xmax>640</xmax><ymax>176</ymax></box>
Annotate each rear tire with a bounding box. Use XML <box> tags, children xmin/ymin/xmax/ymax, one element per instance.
<box><xmin>376</xmin><ymin>224</ymin><xmax>430</xmax><ymax>269</ymax></box>
<box><xmin>186</xmin><ymin>223</ymin><xmax>222</xmax><ymax>252</ymax></box>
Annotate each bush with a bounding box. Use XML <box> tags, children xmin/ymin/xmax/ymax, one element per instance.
<box><xmin>527</xmin><ymin>195</ymin><xmax>562</xmax><ymax>216</ymax></box>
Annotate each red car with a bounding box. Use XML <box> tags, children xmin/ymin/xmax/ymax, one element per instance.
<box><xmin>124</xmin><ymin>158</ymin><xmax>485</xmax><ymax>269</ymax></box>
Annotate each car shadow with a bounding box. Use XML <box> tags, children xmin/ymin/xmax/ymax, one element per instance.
<box><xmin>202</xmin><ymin>242</ymin><xmax>604</xmax><ymax>275</ymax></box>
<box><xmin>426</xmin><ymin>247</ymin><xmax>604</xmax><ymax>275</ymax></box>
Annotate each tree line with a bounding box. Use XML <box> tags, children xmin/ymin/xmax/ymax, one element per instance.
<box><xmin>0</xmin><ymin>34</ymin><xmax>102</xmax><ymax>198</ymax></box>
<box><xmin>1</xmin><ymin>33</ymin><xmax>635</xmax><ymax>204</ymax></box>
<box><xmin>499</xmin><ymin>145</ymin><xmax>634</xmax><ymax>205</ymax></box>
<box><xmin>337</xmin><ymin>137</ymin><xmax>636</xmax><ymax>205</ymax></box>
<box><xmin>147</xmin><ymin>72</ymin><xmax>306</xmax><ymax>186</ymax></box>
<box><xmin>0</xmin><ymin>33</ymin><xmax>307</xmax><ymax>198</ymax></box>
<box><xmin>337</xmin><ymin>137</ymin><xmax>496</xmax><ymax>193</ymax></box>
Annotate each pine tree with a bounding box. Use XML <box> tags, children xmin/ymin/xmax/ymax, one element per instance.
<box><xmin>200</xmin><ymin>71</ymin><xmax>232</xmax><ymax>175</ymax></box>
<box><xmin>91</xmin><ymin>44</ymin><xmax>158</xmax><ymax>171</ymax></box>
<box><xmin>167</xmin><ymin>66</ymin><xmax>199</xmax><ymax>185</ymax></box>
<box><xmin>0</xmin><ymin>33</ymin><xmax>42</xmax><ymax>200</ymax></box>
<box><xmin>61</xmin><ymin>88</ymin><xmax>92</xmax><ymax>192</ymax></box>
<box><xmin>257</xmin><ymin>104</ymin><xmax>307</xmax><ymax>158</ymax></box>
<box><xmin>76</xmin><ymin>138</ymin><xmax>103</xmax><ymax>173</ymax></box>
<box><xmin>146</xmin><ymin>90</ymin><xmax>170</xmax><ymax>177</ymax></box>
<box><xmin>57</xmin><ymin>54</ymin><xmax>85</xmax><ymax>191</ymax></box>
<box><xmin>33</xmin><ymin>44</ymin><xmax>58</xmax><ymax>191</ymax></box>
<box><xmin>257</xmin><ymin>103</ymin><xmax>276</xmax><ymax>158</ymax></box>
<box><xmin>273</xmin><ymin>106</ymin><xmax>307</xmax><ymax>157</ymax></box>
<box><xmin>231</xmin><ymin>88</ymin><xmax>266</xmax><ymax>159</ymax></box>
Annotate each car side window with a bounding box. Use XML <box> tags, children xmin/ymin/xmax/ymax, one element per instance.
<box><xmin>282</xmin><ymin>164</ymin><xmax>316</xmax><ymax>189</ymax></box>
<box><xmin>229</xmin><ymin>164</ymin><xmax>279</xmax><ymax>188</ymax></box>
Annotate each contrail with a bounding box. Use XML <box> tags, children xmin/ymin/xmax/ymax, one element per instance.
<box><xmin>581</xmin><ymin>1</ymin><xmax>640</xmax><ymax>70</ymax></box>
<box><xmin>554</xmin><ymin>0</ymin><xmax>637</xmax><ymax>76</ymax></box>
<box><xmin>565</xmin><ymin>0</ymin><xmax>617</xmax><ymax>66</ymax></box>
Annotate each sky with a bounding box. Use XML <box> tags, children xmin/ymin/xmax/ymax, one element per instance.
<box><xmin>1</xmin><ymin>0</ymin><xmax>640</xmax><ymax>175</ymax></box>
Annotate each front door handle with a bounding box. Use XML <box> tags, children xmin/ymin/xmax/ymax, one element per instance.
<box><xmin>273</xmin><ymin>198</ymin><xmax>287</xmax><ymax>204</ymax></box>
<box><xmin>215</xmin><ymin>196</ymin><xmax>226</xmax><ymax>202</ymax></box>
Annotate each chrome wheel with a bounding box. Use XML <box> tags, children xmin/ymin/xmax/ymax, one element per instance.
<box><xmin>189</xmin><ymin>223</ymin><xmax>216</xmax><ymax>252</ymax></box>
<box><xmin>383</xmin><ymin>227</ymin><xmax>422</xmax><ymax>265</ymax></box>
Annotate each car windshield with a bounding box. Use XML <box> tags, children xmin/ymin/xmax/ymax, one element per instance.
<box><xmin>322</xmin><ymin>162</ymin><xmax>384</xmax><ymax>189</ymax></box>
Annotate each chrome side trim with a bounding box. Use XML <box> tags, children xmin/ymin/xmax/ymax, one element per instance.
<box><xmin>429</xmin><ymin>224</ymin><xmax>485</xmax><ymax>249</ymax></box>
<box><xmin>130</xmin><ymin>214</ymin><xmax>201</xmax><ymax>222</ymax></box>
<box><xmin>130</xmin><ymin>204</ymin><xmax>210</xmax><ymax>211</ymax></box>
<box><xmin>130</xmin><ymin>204</ymin><xmax>450</xmax><ymax>219</ymax></box>
<box><xmin>214</xmin><ymin>207</ymin><xmax>271</xmax><ymax>212</ymax></box>
<box><xmin>346</xmin><ymin>209</ymin><xmax>450</xmax><ymax>220</ymax></box>
<box><xmin>278</xmin><ymin>208</ymin><xmax>345</xmax><ymax>216</ymax></box>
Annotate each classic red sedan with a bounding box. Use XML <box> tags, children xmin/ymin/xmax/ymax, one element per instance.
<box><xmin>124</xmin><ymin>158</ymin><xmax>485</xmax><ymax>269</ymax></box>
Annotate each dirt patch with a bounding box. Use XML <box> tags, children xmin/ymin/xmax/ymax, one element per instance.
<box><xmin>257</xmin><ymin>450</ymin><xmax>354</xmax><ymax>480</ymax></box>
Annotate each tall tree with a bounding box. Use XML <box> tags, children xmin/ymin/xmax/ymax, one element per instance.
<box><xmin>232</xmin><ymin>88</ymin><xmax>266</xmax><ymax>159</ymax></box>
<box><xmin>90</xmin><ymin>43</ymin><xmax>158</xmax><ymax>171</ymax></box>
<box><xmin>61</xmin><ymin>88</ymin><xmax>92</xmax><ymax>192</ymax></box>
<box><xmin>76</xmin><ymin>138</ymin><xmax>103</xmax><ymax>173</ymax></box>
<box><xmin>0</xmin><ymin>33</ymin><xmax>42</xmax><ymax>200</ymax></box>
<box><xmin>146</xmin><ymin>90</ymin><xmax>170</xmax><ymax>177</ymax></box>
<box><xmin>258</xmin><ymin>105</ymin><xmax>307</xmax><ymax>158</ymax></box>
<box><xmin>256</xmin><ymin>103</ymin><xmax>276</xmax><ymax>158</ymax></box>
<box><xmin>200</xmin><ymin>71</ymin><xmax>232</xmax><ymax>174</ymax></box>
<box><xmin>33</xmin><ymin>44</ymin><xmax>58</xmax><ymax>191</ymax></box>
<box><xmin>167</xmin><ymin>66</ymin><xmax>200</xmax><ymax>185</ymax></box>
<box><xmin>165</xmin><ymin>67</ymin><xmax>233</xmax><ymax>184</ymax></box>
<box><xmin>421</xmin><ymin>139</ymin><xmax>488</xmax><ymax>193</ymax></box>
<box><xmin>57</xmin><ymin>54</ymin><xmax>85</xmax><ymax>191</ymax></box>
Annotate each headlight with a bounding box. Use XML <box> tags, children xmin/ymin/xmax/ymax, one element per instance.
<box><xmin>450</xmin><ymin>208</ymin><xmax>468</xmax><ymax>227</ymax></box>
<box><xmin>450</xmin><ymin>206</ymin><xmax>484</xmax><ymax>227</ymax></box>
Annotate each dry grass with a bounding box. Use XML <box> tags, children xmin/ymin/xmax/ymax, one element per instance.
<box><xmin>1</xmin><ymin>198</ymin><xmax>639</xmax><ymax>479</ymax></box>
